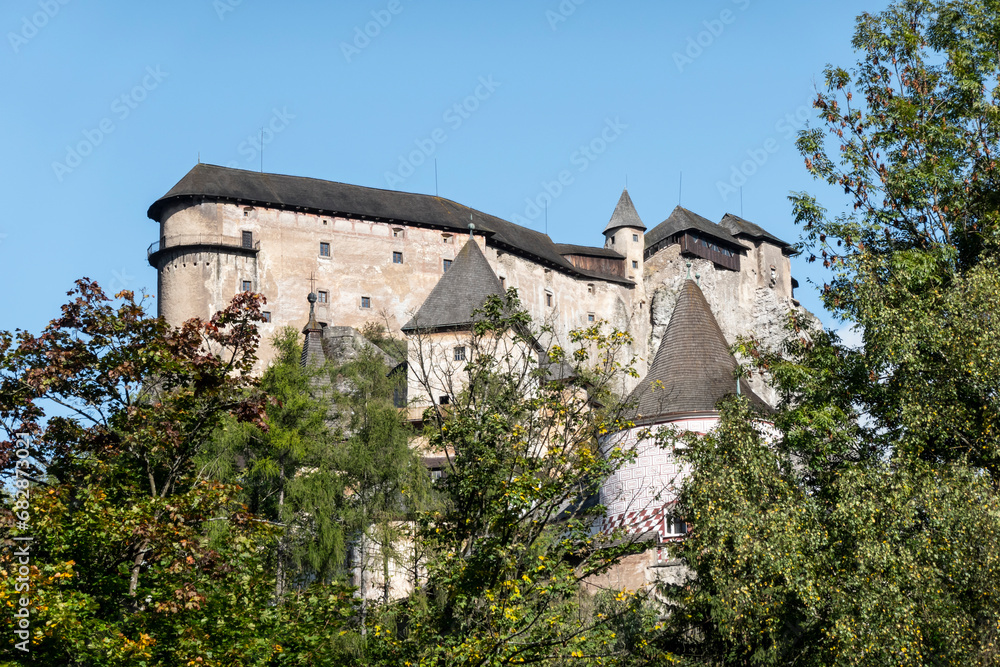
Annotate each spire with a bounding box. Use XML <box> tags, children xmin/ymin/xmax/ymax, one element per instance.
<box><xmin>401</xmin><ymin>239</ymin><xmax>503</xmax><ymax>333</ymax></box>
<box><xmin>627</xmin><ymin>280</ymin><xmax>766</xmax><ymax>424</ymax></box>
<box><xmin>603</xmin><ymin>188</ymin><xmax>646</xmax><ymax>234</ymax></box>
<box><xmin>301</xmin><ymin>291</ymin><xmax>325</xmax><ymax>367</ymax></box>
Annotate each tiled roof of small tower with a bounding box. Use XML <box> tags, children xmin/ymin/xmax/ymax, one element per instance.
<box><xmin>628</xmin><ymin>280</ymin><xmax>766</xmax><ymax>424</ymax></box>
<box><xmin>401</xmin><ymin>239</ymin><xmax>504</xmax><ymax>333</ymax></box>
<box><xmin>603</xmin><ymin>188</ymin><xmax>646</xmax><ymax>233</ymax></box>
<box><xmin>719</xmin><ymin>212</ymin><xmax>794</xmax><ymax>251</ymax></box>
<box><xmin>301</xmin><ymin>294</ymin><xmax>325</xmax><ymax>367</ymax></box>
<box><xmin>644</xmin><ymin>206</ymin><xmax>742</xmax><ymax>250</ymax></box>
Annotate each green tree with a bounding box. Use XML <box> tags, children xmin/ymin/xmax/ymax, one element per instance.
<box><xmin>365</xmin><ymin>290</ymin><xmax>650</xmax><ymax>666</ymax></box>
<box><xmin>0</xmin><ymin>280</ymin><xmax>284</xmax><ymax>665</ymax></box>
<box><xmin>200</xmin><ymin>326</ymin><xmax>349</xmax><ymax>599</ymax></box>
<box><xmin>657</xmin><ymin>1</ymin><xmax>1000</xmax><ymax>665</ymax></box>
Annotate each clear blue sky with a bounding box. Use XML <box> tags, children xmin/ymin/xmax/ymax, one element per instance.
<box><xmin>1</xmin><ymin>0</ymin><xmax>888</xmax><ymax>337</ymax></box>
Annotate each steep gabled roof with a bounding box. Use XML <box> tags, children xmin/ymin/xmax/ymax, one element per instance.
<box><xmin>401</xmin><ymin>239</ymin><xmax>504</xmax><ymax>333</ymax></box>
<box><xmin>719</xmin><ymin>213</ymin><xmax>795</xmax><ymax>252</ymax></box>
<box><xmin>603</xmin><ymin>188</ymin><xmax>646</xmax><ymax>233</ymax></box>
<box><xmin>628</xmin><ymin>280</ymin><xmax>766</xmax><ymax>424</ymax></box>
<box><xmin>148</xmin><ymin>164</ymin><xmax>636</xmax><ymax>283</ymax></box>
<box><xmin>644</xmin><ymin>206</ymin><xmax>742</xmax><ymax>251</ymax></box>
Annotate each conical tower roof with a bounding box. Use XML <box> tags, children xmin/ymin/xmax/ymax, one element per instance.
<box><xmin>401</xmin><ymin>239</ymin><xmax>504</xmax><ymax>333</ymax></box>
<box><xmin>603</xmin><ymin>188</ymin><xmax>646</xmax><ymax>234</ymax></box>
<box><xmin>628</xmin><ymin>280</ymin><xmax>766</xmax><ymax>424</ymax></box>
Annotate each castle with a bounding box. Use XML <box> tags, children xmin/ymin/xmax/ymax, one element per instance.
<box><xmin>147</xmin><ymin>164</ymin><xmax>802</xmax><ymax>406</ymax></box>
<box><xmin>147</xmin><ymin>164</ymin><xmax>806</xmax><ymax>594</ymax></box>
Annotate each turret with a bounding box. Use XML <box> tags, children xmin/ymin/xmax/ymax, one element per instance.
<box><xmin>602</xmin><ymin>188</ymin><xmax>646</xmax><ymax>281</ymax></box>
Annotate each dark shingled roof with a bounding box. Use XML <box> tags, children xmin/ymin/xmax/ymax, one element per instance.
<box><xmin>644</xmin><ymin>206</ymin><xmax>742</xmax><ymax>251</ymax></box>
<box><xmin>553</xmin><ymin>243</ymin><xmax>624</xmax><ymax>259</ymax></box>
<box><xmin>148</xmin><ymin>164</ymin><xmax>632</xmax><ymax>283</ymax></box>
<box><xmin>719</xmin><ymin>213</ymin><xmax>794</xmax><ymax>251</ymax></box>
<box><xmin>401</xmin><ymin>240</ymin><xmax>503</xmax><ymax>333</ymax></box>
<box><xmin>603</xmin><ymin>188</ymin><xmax>646</xmax><ymax>233</ymax></box>
<box><xmin>628</xmin><ymin>280</ymin><xmax>766</xmax><ymax>424</ymax></box>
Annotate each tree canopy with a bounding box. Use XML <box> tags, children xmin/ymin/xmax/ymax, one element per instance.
<box><xmin>656</xmin><ymin>1</ymin><xmax>1000</xmax><ymax>664</ymax></box>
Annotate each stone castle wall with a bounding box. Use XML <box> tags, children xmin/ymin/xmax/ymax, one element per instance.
<box><xmin>152</xmin><ymin>198</ymin><xmax>804</xmax><ymax>397</ymax></box>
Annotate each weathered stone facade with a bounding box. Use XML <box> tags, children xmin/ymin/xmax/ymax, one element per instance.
<box><xmin>147</xmin><ymin>165</ymin><xmax>808</xmax><ymax>403</ymax></box>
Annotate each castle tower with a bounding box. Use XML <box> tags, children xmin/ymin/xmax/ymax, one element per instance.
<box><xmin>602</xmin><ymin>188</ymin><xmax>646</xmax><ymax>281</ymax></box>
<box><xmin>600</xmin><ymin>279</ymin><xmax>767</xmax><ymax>541</ymax></box>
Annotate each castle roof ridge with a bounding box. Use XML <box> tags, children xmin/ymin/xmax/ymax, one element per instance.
<box><xmin>148</xmin><ymin>163</ymin><xmax>636</xmax><ymax>286</ymax></box>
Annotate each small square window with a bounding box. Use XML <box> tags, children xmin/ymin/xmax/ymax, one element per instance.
<box><xmin>588</xmin><ymin>313</ymin><xmax>595</xmax><ymax>323</ymax></box>
<box><xmin>442</xmin><ymin>234</ymin><xmax>452</xmax><ymax>243</ymax></box>
<box><xmin>454</xmin><ymin>346</ymin><xmax>466</xmax><ymax>361</ymax></box>
<box><xmin>500</xmin><ymin>277</ymin><xmax>506</xmax><ymax>289</ymax></box>
<box><xmin>587</xmin><ymin>283</ymin><xmax>594</xmax><ymax>294</ymax></box>
<box><xmin>361</xmin><ymin>296</ymin><xmax>371</xmax><ymax>309</ymax></box>
<box><xmin>261</xmin><ymin>311</ymin><xmax>272</xmax><ymax>322</ymax></box>
<box><xmin>633</xmin><ymin>234</ymin><xmax>639</xmax><ymax>242</ymax></box>
<box><xmin>443</xmin><ymin>259</ymin><xmax>452</xmax><ymax>273</ymax></box>
<box><xmin>241</xmin><ymin>280</ymin><xmax>252</xmax><ymax>292</ymax></box>
<box><xmin>438</xmin><ymin>395</ymin><xmax>450</xmax><ymax>405</ymax></box>
<box><xmin>242</xmin><ymin>231</ymin><xmax>253</xmax><ymax>248</ymax></box>
<box><xmin>319</xmin><ymin>242</ymin><xmax>331</xmax><ymax>257</ymax></box>
<box><xmin>317</xmin><ymin>290</ymin><xmax>328</xmax><ymax>303</ymax></box>
<box><xmin>393</xmin><ymin>228</ymin><xmax>403</xmax><ymax>238</ymax></box>
<box><xmin>665</xmin><ymin>516</ymin><xmax>688</xmax><ymax>537</ymax></box>
<box><xmin>632</xmin><ymin>260</ymin><xmax>639</xmax><ymax>269</ymax></box>
<box><xmin>393</xmin><ymin>251</ymin><xmax>403</xmax><ymax>264</ymax></box>
<box><xmin>610</xmin><ymin>235</ymin><xmax>615</xmax><ymax>245</ymax></box>
<box><xmin>546</xmin><ymin>293</ymin><xmax>553</xmax><ymax>307</ymax></box>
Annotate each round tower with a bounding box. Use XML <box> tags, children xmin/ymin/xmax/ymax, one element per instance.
<box><xmin>602</xmin><ymin>188</ymin><xmax>646</xmax><ymax>281</ymax></box>
<box><xmin>599</xmin><ymin>279</ymin><xmax>768</xmax><ymax>542</ymax></box>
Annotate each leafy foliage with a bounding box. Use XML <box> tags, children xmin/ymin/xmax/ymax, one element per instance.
<box><xmin>366</xmin><ymin>289</ymin><xmax>650</xmax><ymax>666</ymax></box>
<box><xmin>655</xmin><ymin>2</ymin><xmax>1000</xmax><ymax>664</ymax></box>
